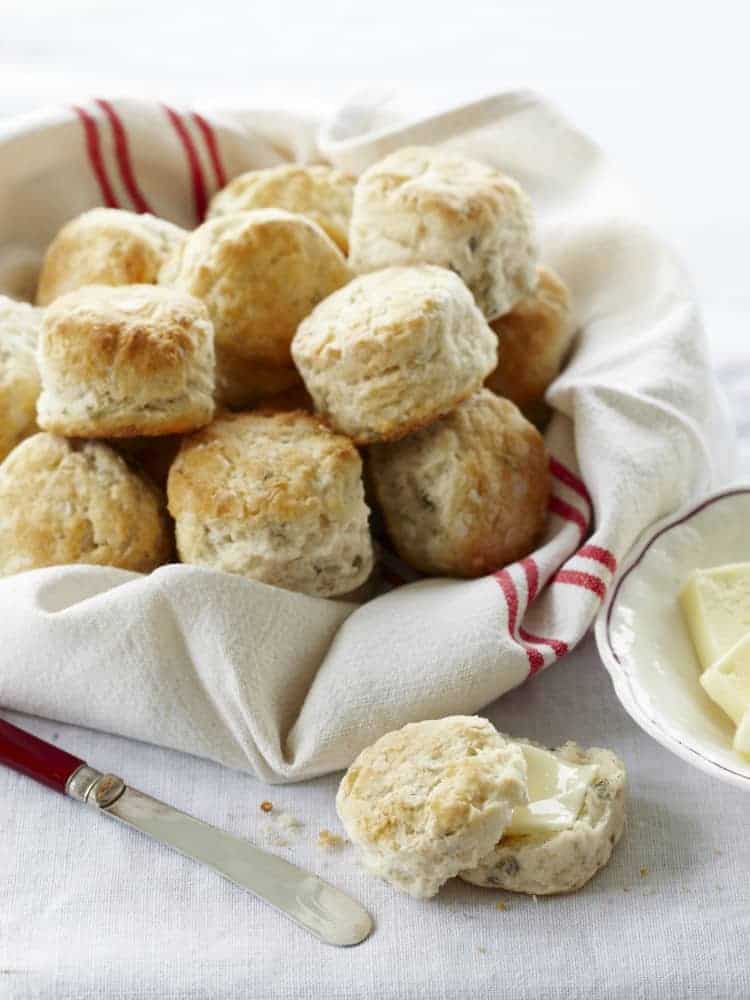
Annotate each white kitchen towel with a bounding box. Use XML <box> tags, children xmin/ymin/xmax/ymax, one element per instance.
<box><xmin>0</xmin><ymin>91</ymin><xmax>735</xmax><ymax>782</ymax></box>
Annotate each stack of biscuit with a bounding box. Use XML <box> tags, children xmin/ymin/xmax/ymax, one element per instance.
<box><xmin>0</xmin><ymin>147</ymin><xmax>576</xmax><ymax>596</ymax></box>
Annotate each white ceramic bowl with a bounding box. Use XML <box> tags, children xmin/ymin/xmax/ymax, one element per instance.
<box><xmin>595</xmin><ymin>485</ymin><xmax>750</xmax><ymax>789</ymax></box>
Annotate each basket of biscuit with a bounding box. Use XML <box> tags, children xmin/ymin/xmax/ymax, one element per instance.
<box><xmin>0</xmin><ymin>92</ymin><xmax>733</xmax><ymax>781</ymax></box>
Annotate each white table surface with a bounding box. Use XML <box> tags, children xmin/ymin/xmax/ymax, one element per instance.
<box><xmin>2</xmin><ymin>3</ymin><xmax>750</xmax><ymax>997</ymax></box>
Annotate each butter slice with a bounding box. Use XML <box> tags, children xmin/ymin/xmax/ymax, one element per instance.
<box><xmin>506</xmin><ymin>746</ymin><xmax>598</xmax><ymax>837</ymax></box>
<box><xmin>680</xmin><ymin>563</ymin><xmax>750</xmax><ymax>672</ymax></box>
<box><xmin>701</xmin><ymin>632</ymin><xmax>750</xmax><ymax>726</ymax></box>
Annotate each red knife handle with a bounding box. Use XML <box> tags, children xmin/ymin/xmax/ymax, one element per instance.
<box><xmin>0</xmin><ymin>717</ymin><xmax>86</xmax><ymax>793</ymax></box>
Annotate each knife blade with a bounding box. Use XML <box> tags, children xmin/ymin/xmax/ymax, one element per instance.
<box><xmin>96</xmin><ymin>780</ymin><xmax>372</xmax><ymax>946</ymax></box>
<box><xmin>0</xmin><ymin>718</ymin><xmax>373</xmax><ymax>947</ymax></box>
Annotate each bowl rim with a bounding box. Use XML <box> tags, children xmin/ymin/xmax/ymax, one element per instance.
<box><xmin>594</xmin><ymin>483</ymin><xmax>750</xmax><ymax>791</ymax></box>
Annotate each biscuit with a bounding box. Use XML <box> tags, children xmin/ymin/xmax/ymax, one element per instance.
<box><xmin>486</xmin><ymin>266</ymin><xmax>574</xmax><ymax>414</ymax></box>
<box><xmin>460</xmin><ymin>743</ymin><xmax>626</xmax><ymax>895</ymax></box>
<box><xmin>368</xmin><ymin>389</ymin><xmax>549</xmax><ymax>577</ymax></box>
<box><xmin>0</xmin><ymin>296</ymin><xmax>43</xmax><ymax>460</ymax></box>
<box><xmin>292</xmin><ymin>265</ymin><xmax>497</xmax><ymax>444</ymax></box>
<box><xmin>208</xmin><ymin>164</ymin><xmax>355</xmax><ymax>254</ymax></box>
<box><xmin>336</xmin><ymin>716</ymin><xmax>527</xmax><ymax>899</ymax></box>
<box><xmin>349</xmin><ymin>146</ymin><xmax>537</xmax><ymax>319</ymax></box>
<box><xmin>159</xmin><ymin>209</ymin><xmax>351</xmax><ymax>409</ymax></box>
<box><xmin>167</xmin><ymin>410</ymin><xmax>373</xmax><ymax>597</ymax></box>
<box><xmin>0</xmin><ymin>433</ymin><xmax>172</xmax><ymax>575</ymax></box>
<box><xmin>36</xmin><ymin>208</ymin><xmax>187</xmax><ymax>306</ymax></box>
<box><xmin>36</xmin><ymin>284</ymin><xmax>215</xmax><ymax>438</ymax></box>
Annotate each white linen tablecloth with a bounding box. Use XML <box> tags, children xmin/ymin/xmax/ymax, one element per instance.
<box><xmin>3</xmin><ymin>592</ymin><xmax>750</xmax><ymax>998</ymax></box>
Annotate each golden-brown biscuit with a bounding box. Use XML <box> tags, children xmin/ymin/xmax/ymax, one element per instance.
<box><xmin>336</xmin><ymin>716</ymin><xmax>527</xmax><ymax>898</ymax></box>
<box><xmin>486</xmin><ymin>265</ymin><xmax>574</xmax><ymax>414</ymax></box>
<box><xmin>368</xmin><ymin>389</ymin><xmax>549</xmax><ymax>577</ymax></box>
<box><xmin>36</xmin><ymin>284</ymin><xmax>215</xmax><ymax>438</ymax></box>
<box><xmin>168</xmin><ymin>410</ymin><xmax>373</xmax><ymax>597</ymax></box>
<box><xmin>291</xmin><ymin>265</ymin><xmax>498</xmax><ymax>444</ymax></box>
<box><xmin>36</xmin><ymin>208</ymin><xmax>187</xmax><ymax>306</ymax></box>
<box><xmin>159</xmin><ymin>209</ymin><xmax>351</xmax><ymax>409</ymax></box>
<box><xmin>208</xmin><ymin>164</ymin><xmax>355</xmax><ymax>253</ymax></box>
<box><xmin>0</xmin><ymin>295</ymin><xmax>43</xmax><ymax>460</ymax></box>
<box><xmin>0</xmin><ymin>433</ymin><xmax>172</xmax><ymax>575</ymax></box>
<box><xmin>349</xmin><ymin>146</ymin><xmax>537</xmax><ymax>319</ymax></box>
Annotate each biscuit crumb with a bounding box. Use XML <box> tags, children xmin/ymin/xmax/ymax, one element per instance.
<box><xmin>260</xmin><ymin>800</ymin><xmax>273</xmax><ymax>813</ymax></box>
<box><xmin>495</xmin><ymin>900</ymin><xmax>508</xmax><ymax>912</ymax></box>
<box><xmin>639</xmin><ymin>866</ymin><xmax>649</xmax><ymax>878</ymax></box>
<box><xmin>318</xmin><ymin>829</ymin><xmax>346</xmax><ymax>850</ymax></box>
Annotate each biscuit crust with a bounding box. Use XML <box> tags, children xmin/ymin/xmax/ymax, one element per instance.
<box><xmin>486</xmin><ymin>265</ymin><xmax>574</xmax><ymax>412</ymax></box>
<box><xmin>36</xmin><ymin>284</ymin><xmax>215</xmax><ymax>438</ymax></box>
<box><xmin>36</xmin><ymin>208</ymin><xmax>186</xmax><ymax>306</ymax></box>
<box><xmin>0</xmin><ymin>296</ymin><xmax>43</xmax><ymax>460</ymax></box>
<box><xmin>369</xmin><ymin>389</ymin><xmax>549</xmax><ymax>577</ymax></box>
<box><xmin>349</xmin><ymin>146</ymin><xmax>537</xmax><ymax>319</ymax></box>
<box><xmin>0</xmin><ymin>433</ymin><xmax>172</xmax><ymax>575</ymax></box>
<box><xmin>336</xmin><ymin>716</ymin><xmax>527</xmax><ymax>898</ymax></box>
<box><xmin>159</xmin><ymin>209</ymin><xmax>351</xmax><ymax>409</ymax></box>
<box><xmin>292</xmin><ymin>265</ymin><xmax>498</xmax><ymax>444</ymax></box>
<box><xmin>167</xmin><ymin>410</ymin><xmax>373</xmax><ymax>597</ymax></box>
<box><xmin>460</xmin><ymin>742</ymin><xmax>626</xmax><ymax>895</ymax></box>
<box><xmin>208</xmin><ymin>164</ymin><xmax>355</xmax><ymax>254</ymax></box>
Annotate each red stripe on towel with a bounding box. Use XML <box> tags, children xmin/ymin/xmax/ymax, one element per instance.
<box><xmin>520</xmin><ymin>557</ymin><xmax>539</xmax><ymax>602</ymax></box>
<box><xmin>554</xmin><ymin>569</ymin><xmax>606</xmax><ymax>600</ymax></box>
<box><xmin>95</xmin><ymin>99</ymin><xmax>153</xmax><ymax>213</ymax></box>
<box><xmin>577</xmin><ymin>544</ymin><xmax>617</xmax><ymax>573</ymax></box>
<box><xmin>163</xmin><ymin>105</ymin><xmax>208</xmax><ymax>222</ymax></box>
<box><xmin>495</xmin><ymin>568</ymin><xmax>519</xmax><ymax>633</ymax></box>
<box><xmin>494</xmin><ymin>569</ymin><xmax>545</xmax><ymax>674</ymax></box>
<box><xmin>73</xmin><ymin>106</ymin><xmax>118</xmax><ymax>208</ymax></box>
<box><xmin>549</xmin><ymin>495</ymin><xmax>589</xmax><ymax>535</ymax></box>
<box><xmin>518</xmin><ymin>626</ymin><xmax>569</xmax><ymax>660</ymax></box>
<box><xmin>549</xmin><ymin>457</ymin><xmax>591</xmax><ymax>506</ymax></box>
<box><xmin>192</xmin><ymin>112</ymin><xmax>227</xmax><ymax>189</ymax></box>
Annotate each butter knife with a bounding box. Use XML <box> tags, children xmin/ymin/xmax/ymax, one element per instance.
<box><xmin>0</xmin><ymin>716</ymin><xmax>373</xmax><ymax>947</ymax></box>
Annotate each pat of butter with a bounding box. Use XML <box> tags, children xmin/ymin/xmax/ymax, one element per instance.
<box><xmin>701</xmin><ymin>632</ymin><xmax>750</xmax><ymax>726</ymax></box>
<box><xmin>505</xmin><ymin>746</ymin><xmax>598</xmax><ymax>837</ymax></box>
<box><xmin>680</xmin><ymin>563</ymin><xmax>750</xmax><ymax>672</ymax></box>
